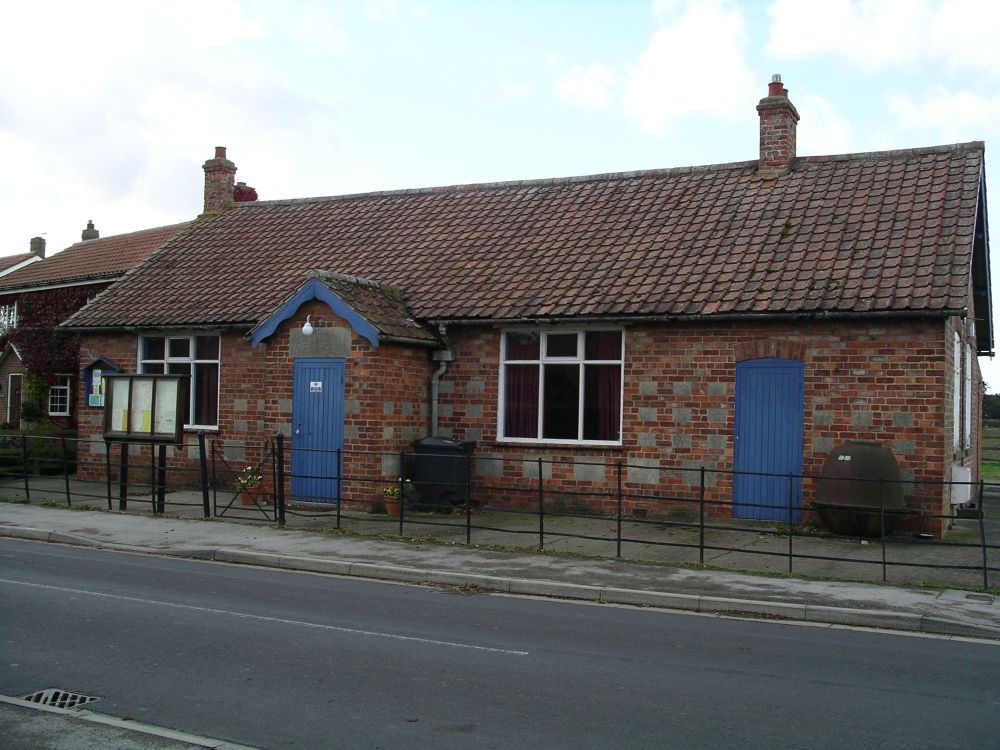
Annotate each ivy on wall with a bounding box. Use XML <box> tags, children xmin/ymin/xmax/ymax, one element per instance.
<box><xmin>0</xmin><ymin>284</ymin><xmax>107</xmax><ymax>376</ymax></box>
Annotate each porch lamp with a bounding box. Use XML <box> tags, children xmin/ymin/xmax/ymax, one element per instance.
<box><xmin>302</xmin><ymin>315</ymin><xmax>314</xmax><ymax>336</ymax></box>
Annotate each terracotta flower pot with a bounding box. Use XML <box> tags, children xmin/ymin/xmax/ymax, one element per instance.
<box><xmin>239</xmin><ymin>489</ymin><xmax>258</xmax><ymax>506</ymax></box>
<box><xmin>385</xmin><ymin>497</ymin><xmax>401</xmax><ymax>517</ymax></box>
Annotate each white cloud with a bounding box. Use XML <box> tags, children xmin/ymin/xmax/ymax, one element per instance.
<box><xmin>623</xmin><ymin>0</ymin><xmax>756</xmax><ymax>134</ymax></box>
<box><xmin>555</xmin><ymin>65</ymin><xmax>616</xmax><ymax>109</ymax></box>
<box><xmin>795</xmin><ymin>95</ymin><xmax>855</xmax><ymax>156</ymax></box>
<box><xmin>888</xmin><ymin>87</ymin><xmax>1000</xmax><ymax>144</ymax></box>
<box><xmin>766</xmin><ymin>0</ymin><xmax>1000</xmax><ymax>76</ymax></box>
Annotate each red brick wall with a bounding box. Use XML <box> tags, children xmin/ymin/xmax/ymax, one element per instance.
<box><xmin>75</xmin><ymin>298</ymin><xmax>432</xmax><ymax>502</ymax></box>
<box><xmin>73</xmin><ymin>311</ymin><xmax>981</xmax><ymax>534</ymax></box>
<box><xmin>435</xmin><ymin>317</ymin><xmax>971</xmax><ymax>530</ymax></box>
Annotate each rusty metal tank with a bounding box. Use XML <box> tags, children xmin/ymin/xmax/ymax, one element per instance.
<box><xmin>814</xmin><ymin>440</ymin><xmax>904</xmax><ymax>536</ymax></box>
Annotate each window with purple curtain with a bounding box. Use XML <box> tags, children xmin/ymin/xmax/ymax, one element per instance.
<box><xmin>502</xmin><ymin>330</ymin><xmax>622</xmax><ymax>442</ymax></box>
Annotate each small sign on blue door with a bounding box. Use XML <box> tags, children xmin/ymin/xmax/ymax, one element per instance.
<box><xmin>310</xmin><ymin>380</ymin><xmax>323</xmax><ymax>392</ymax></box>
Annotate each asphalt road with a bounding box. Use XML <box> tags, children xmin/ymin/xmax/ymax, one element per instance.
<box><xmin>1</xmin><ymin>537</ymin><xmax>997</xmax><ymax>750</ymax></box>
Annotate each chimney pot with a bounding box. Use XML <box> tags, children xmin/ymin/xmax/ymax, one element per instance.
<box><xmin>81</xmin><ymin>220</ymin><xmax>99</xmax><ymax>241</ymax></box>
<box><xmin>29</xmin><ymin>236</ymin><xmax>46</xmax><ymax>258</ymax></box>
<box><xmin>215</xmin><ymin>146</ymin><xmax>227</xmax><ymax>159</ymax></box>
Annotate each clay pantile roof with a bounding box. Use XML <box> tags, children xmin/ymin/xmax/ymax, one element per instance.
<box><xmin>0</xmin><ymin>222</ymin><xmax>191</xmax><ymax>292</ymax></box>
<box><xmin>65</xmin><ymin>143</ymin><xmax>985</xmax><ymax>331</ymax></box>
<box><xmin>310</xmin><ymin>271</ymin><xmax>437</xmax><ymax>343</ymax></box>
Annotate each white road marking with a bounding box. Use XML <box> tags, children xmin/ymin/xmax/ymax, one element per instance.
<box><xmin>0</xmin><ymin>577</ymin><xmax>529</xmax><ymax>656</ymax></box>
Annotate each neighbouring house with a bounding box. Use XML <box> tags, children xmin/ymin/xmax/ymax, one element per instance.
<box><xmin>64</xmin><ymin>76</ymin><xmax>992</xmax><ymax>535</ymax></box>
<box><xmin>0</xmin><ymin>220</ymin><xmax>191</xmax><ymax>428</ymax></box>
<box><xmin>0</xmin><ymin>236</ymin><xmax>45</xmax><ymax>281</ymax></box>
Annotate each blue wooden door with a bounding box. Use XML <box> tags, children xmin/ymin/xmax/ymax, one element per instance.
<box><xmin>291</xmin><ymin>358</ymin><xmax>345</xmax><ymax>503</ymax></box>
<box><xmin>733</xmin><ymin>358</ymin><xmax>804</xmax><ymax>521</ymax></box>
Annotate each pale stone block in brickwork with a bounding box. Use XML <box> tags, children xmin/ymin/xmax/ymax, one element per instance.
<box><xmin>707</xmin><ymin>382</ymin><xmax>727</xmax><ymax>397</ymax></box>
<box><xmin>813</xmin><ymin>410</ymin><xmax>833</xmax><ymax>425</ymax></box>
<box><xmin>475</xmin><ymin>453</ymin><xmax>503</xmax><ymax>477</ymax></box>
<box><xmin>638</xmin><ymin>432</ymin><xmax>657</xmax><ymax>447</ymax></box>
<box><xmin>852</xmin><ymin>411</ymin><xmax>873</xmax><ymax>427</ymax></box>
<box><xmin>344</xmin><ymin>425</ymin><xmax>360</xmax><ymax>439</ymax></box>
<box><xmin>384</xmin><ymin>402</ymin><xmax>394</xmax><ymax>416</ymax></box>
<box><xmin>627</xmin><ymin>457</ymin><xmax>660</xmax><ymax>486</ymax></box>
<box><xmin>465</xmin><ymin>427</ymin><xmax>482</xmax><ymax>441</ymax></box>
<box><xmin>683</xmin><ymin>460</ymin><xmax>716</xmax><ymax>487</ymax></box>
<box><xmin>573</xmin><ymin>458</ymin><xmax>606</xmax><ymax>482</ymax></box>
<box><xmin>438</xmin><ymin>380</ymin><xmax>454</xmax><ymax>395</ymax></box>
<box><xmin>639</xmin><ymin>407</ymin><xmax>657</xmax><ymax>422</ymax></box>
<box><xmin>223</xmin><ymin>443</ymin><xmax>246</xmax><ymax>463</ymax></box>
<box><xmin>673</xmin><ymin>408</ymin><xmax>692</xmax><ymax>424</ymax></box>
<box><xmin>382</xmin><ymin>453</ymin><xmax>400</xmax><ymax>478</ymax></box>
<box><xmin>438</xmin><ymin>404</ymin><xmax>453</xmax><ymax>418</ymax></box>
<box><xmin>345</xmin><ymin>399</ymin><xmax>361</xmax><ymax>415</ymax></box>
<box><xmin>467</xmin><ymin>404</ymin><xmax>483</xmax><ymax>419</ymax></box>
<box><xmin>892</xmin><ymin>412</ymin><xmax>914</xmax><ymax>427</ymax></box>
<box><xmin>813</xmin><ymin>436</ymin><xmax>833</xmax><ymax>453</ymax></box>
<box><xmin>383</xmin><ymin>427</ymin><xmax>394</xmax><ymax>440</ymax></box>
<box><xmin>707</xmin><ymin>408</ymin><xmax>726</xmax><ymax>423</ymax></box>
<box><xmin>522</xmin><ymin>458</ymin><xmax>552</xmax><ymax>480</ymax></box>
<box><xmin>279</xmin><ymin>398</ymin><xmax>293</xmax><ymax>413</ymax></box>
<box><xmin>672</xmin><ymin>433</ymin><xmax>691</xmax><ymax>449</ymax></box>
<box><xmin>467</xmin><ymin>379</ymin><xmax>485</xmax><ymax>395</ymax></box>
<box><xmin>708</xmin><ymin>434</ymin><xmax>727</xmax><ymax>450</ymax></box>
<box><xmin>892</xmin><ymin>440</ymin><xmax>915</xmax><ymax>455</ymax></box>
<box><xmin>639</xmin><ymin>381</ymin><xmax>657</xmax><ymax>396</ymax></box>
<box><xmin>673</xmin><ymin>382</ymin><xmax>692</xmax><ymax>396</ymax></box>
<box><xmin>234</xmin><ymin>399</ymin><xmax>248</xmax><ymax>412</ymax></box>
<box><xmin>234</xmin><ymin>419</ymin><xmax>247</xmax><ymax>432</ymax></box>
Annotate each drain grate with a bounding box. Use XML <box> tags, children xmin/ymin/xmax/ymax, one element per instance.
<box><xmin>21</xmin><ymin>689</ymin><xmax>99</xmax><ymax>710</ymax></box>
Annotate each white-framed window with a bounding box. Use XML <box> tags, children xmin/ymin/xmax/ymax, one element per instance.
<box><xmin>0</xmin><ymin>303</ymin><xmax>17</xmax><ymax>331</ymax></box>
<box><xmin>499</xmin><ymin>329</ymin><xmax>623</xmax><ymax>444</ymax></box>
<box><xmin>48</xmin><ymin>375</ymin><xmax>71</xmax><ymax>416</ymax></box>
<box><xmin>964</xmin><ymin>343</ymin><xmax>973</xmax><ymax>448</ymax></box>
<box><xmin>139</xmin><ymin>334</ymin><xmax>220</xmax><ymax>428</ymax></box>
<box><xmin>953</xmin><ymin>332</ymin><xmax>962</xmax><ymax>450</ymax></box>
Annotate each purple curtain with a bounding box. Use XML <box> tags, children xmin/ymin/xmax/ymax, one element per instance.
<box><xmin>596</xmin><ymin>365</ymin><xmax>620</xmax><ymax>441</ymax></box>
<box><xmin>504</xmin><ymin>365</ymin><xmax>539</xmax><ymax>438</ymax></box>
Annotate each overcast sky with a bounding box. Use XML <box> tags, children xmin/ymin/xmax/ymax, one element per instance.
<box><xmin>3</xmin><ymin>0</ymin><xmax>999</xmax><ymax>384</ymax></box>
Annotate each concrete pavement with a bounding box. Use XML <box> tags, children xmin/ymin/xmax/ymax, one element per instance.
<box><xmin>2</xmin><ymin>501</ymin><xmax>998</xmax><ymax>640</ymax></box>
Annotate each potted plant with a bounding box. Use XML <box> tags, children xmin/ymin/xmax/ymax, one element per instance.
<box><xmin>382</xmin><ymin>479</ymin><xmax>418</xmax><ymax>517</ymax></box>
<box><xmin>236</xmin><ymin>466</ymin><xmax>264</xmax><ymax>506</ymax></box>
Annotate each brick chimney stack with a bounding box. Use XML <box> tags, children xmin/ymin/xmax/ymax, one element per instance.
<box><xmin>81</xmin><ymin>220</ymin><xmax>99</xmax><ymax>241</ymax></box>
<box><xmin>756</xmin><ymin>74</ymin><xmax>799</xmax><ymax>179</ymax></box>
<box><xmin>29</xmin><ymin>236</ymin><xmax>45</xmax><ymax>258</ymax></box>
<box><xmin>202</xmin><ymin>146</ymin><xmax>237</xmax><ymax>216</ymax></box>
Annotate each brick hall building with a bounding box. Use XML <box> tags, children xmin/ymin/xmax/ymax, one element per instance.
<box><xmin>64</xmin><ymin>77</ymin><xmax>992</xmax><ymax>533</ymax></box>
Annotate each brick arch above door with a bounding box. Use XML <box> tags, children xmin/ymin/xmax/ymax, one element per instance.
<box><xmin>734</xmin><ymin>339</ymin><xmax>805</xmax><ymax>363</ymax></box>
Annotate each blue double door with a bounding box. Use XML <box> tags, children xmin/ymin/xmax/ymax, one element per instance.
<box><xmin>291</xmin><ymin>358</ymin><xmax>344</xmax><ymax>503</ymax></box>
<box><xmin>732</xmin><ymin>358</ymin><xmax>804</xmax><ymax>522</ymax></box>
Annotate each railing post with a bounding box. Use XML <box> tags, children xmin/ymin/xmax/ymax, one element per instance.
<box><xmin>118</xmin><ymin>443</ymin><xmax>128</xmax><ymax>511</ymax></box>
<box><xmin>105</xmin><ymin>440</ymin><xmax>113</xmax><ymax>510</ymax></box>
<box><xmin>61</xmin><ymin>436</ymin><xmax>72</xmax><ymax>507</ymax></box>
<box><xmin>20</xmin><ymin>434</ymin><xmax>30</xmax><ymax>502</ymax></box>
<box><xmin>465</xmin><ymin>451</ymin><xmax>472</xmax><ymax>546</ymax></box>
<box><xmin>699</xmin><ymin>467</ymin><xmax>706</xmax><ymax>565</ymax></box>
<box><xmin>879</xmin><ymin>479</ymin><xmax>887</xmax><ymax>583</ymax></box>
<box><xmin>335</xmin><ymin>447</ymin><xmax>342</xmax><ymax>530</ymax></box>
<box><xmin>787</xmin><ymin>472</ymin><xmax>793</xmax><ymax>574</ymax></box>
<box><xmin>149</xmin><ymin>442</ymin><xmax>157</xmax><ymax>514</ymax></box>
<box><xmin>538</xmin><ymin>457</ymin><xmax>545</xmax><ymax>551</ymax></box>
<box><xmin>616</xmin><ymin>461</ymin><xmax>623</xmax><ymax>559</ymax></box>
<box><xmin>156</xmin><ymin>444</ymin><xmax>167</xmax><ymax>514</ymax></box>
<box><xmin>198</xmin><ymin>431</ymin><xmax>211</xmax><ymax>518</ymax></box>
<box><xmin>978</xmin><ymin>480</ymin><xmax>988</xmax><ymax>590</ymax></box>
<box><xmin>398</xmin><ymin>450</ymin><xmax>405</xmax><ymax>536</ymax></box>
<box><xmin>276</xmin><ymin>433</ymin><xmax>286</xmax><ymax>527</ymax></box>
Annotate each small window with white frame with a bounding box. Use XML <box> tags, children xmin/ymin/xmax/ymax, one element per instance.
<box><xmin>499</xmin><ymin>329</ymin><xmax>623</xmax><ymax>444</ymax></box>
<box><xmin>139</xmin><ymin>334</ymin><xmax>220</xmax><ymax>428</ymax></box>
<box><xmin>48</xmin><ymin>375</ymin><xmax>71</xmax><ymax>416</ymax></box>
<box><xmin>0</xmin><ymin>303</ymin><xmax>17</xmax><ymax>331</ymax></box>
